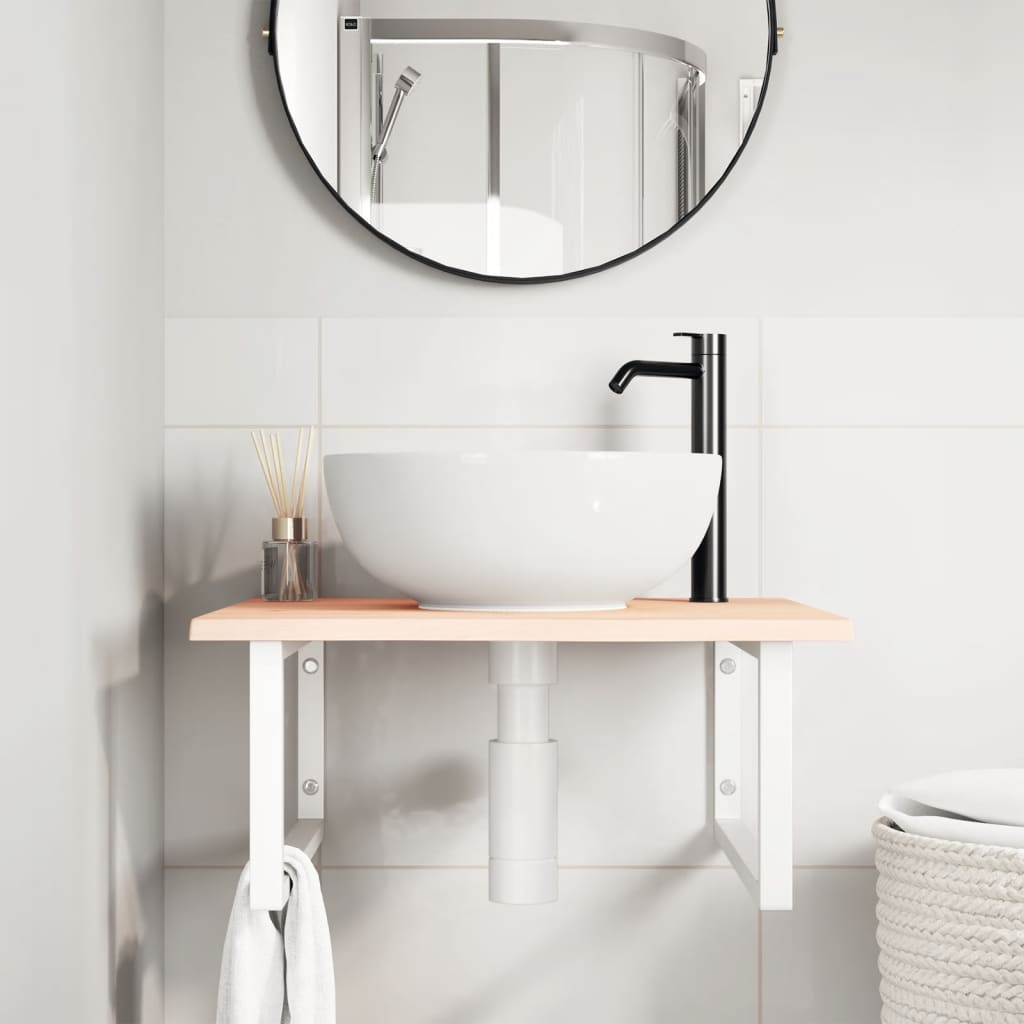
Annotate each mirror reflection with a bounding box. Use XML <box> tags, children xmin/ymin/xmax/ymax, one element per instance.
<box><xmin>273</xmin><ymin>4</ymin><xmax>770</xmax><ymax>279</ymax></box>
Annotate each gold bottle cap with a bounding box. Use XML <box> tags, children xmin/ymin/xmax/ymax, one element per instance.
<box><xmin>271</xmin><ymin>516</ymin><xmax>308</xmax><ymax>542</ymax></box>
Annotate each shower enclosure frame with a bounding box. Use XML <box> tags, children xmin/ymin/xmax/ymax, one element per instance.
<box><xmin>339</xmin><ymin>17</ymin><xmax>708</xmax><ymax>271</ymax></box>
<box><xmin>268</xmin><ymin>0</ymin><xmax>780</xmax><ymax>284</ymax></box>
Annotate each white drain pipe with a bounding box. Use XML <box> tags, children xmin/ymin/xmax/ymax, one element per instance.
<box><xmin>488</xmin><ymin>641</ymin><xmax>558</xmax><ymax>904</ymax></box>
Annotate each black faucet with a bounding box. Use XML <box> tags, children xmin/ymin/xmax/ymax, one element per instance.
<box><xmin>608</xmin><ymin>332</ymin><xmax>727</xmax><ymax>603</ymax></box>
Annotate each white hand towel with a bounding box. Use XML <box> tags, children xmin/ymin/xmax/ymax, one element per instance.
<box><xmin>216</xmin><ymin>846</ymin><xmax>336</xmax><ymax>1024</ymax></box>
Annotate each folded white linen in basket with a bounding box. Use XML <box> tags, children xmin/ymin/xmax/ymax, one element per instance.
<box><xmin>880</xmin><ymin>769</ymin><xmax>1024</xmax><ymax>848</ymax></box>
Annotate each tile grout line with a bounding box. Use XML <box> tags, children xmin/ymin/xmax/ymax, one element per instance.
<box><xmin>163</xmin><ymin>863</ymin><xmax>737</xmax><ymax>872</ymax></box>
<box><xmin>758</xmin><ymin>424</ymin><xmax>1024</xmax><ymax>430</ymax></box>
<box><xmin>161</xmin><ymin>422</ymin><xmax>1024</xmax><ymax>431</ymax></box>
<box><xmin>317</xmin><ymin>318</ymin><xmax>324</xmax><ymax>565</ymax></box>
<box><xmin>163</xmin><ymin>423</ymin><xmax>763</xmax><ymax>431</ymax></box>
<box><xmin>757</xmin><ymin>315</ymin><xmax>765</xmax><ymax>598</ymax></box>
<box><xmin>163</xmin><ymin>315</ymin><xmax>773</xmax><ymax>320</ymax></box>
<box><xmin>163</xmin><ymin>863</ymin><xmax>879</xmax><ymax>871</ymax></box>
<box><xmin>756</xmin><ymin>320</ymin><xmax>765</xmax><ymax>1024</ymax></box>
<box><xmin>758</xmin><ymin>910</ymin><xmax>764</xmax><ymax>1024</ymax></box>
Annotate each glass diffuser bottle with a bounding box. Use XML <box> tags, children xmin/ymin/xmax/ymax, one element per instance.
<box><xmin>262</xmin><ymin>515</ymin><xmax>317</xmax><ymax>601</ymax></box>
<box><xmin>252</xmin><ymin>427</ymin><xmax>318</xmax><ymax>602</ymax></box>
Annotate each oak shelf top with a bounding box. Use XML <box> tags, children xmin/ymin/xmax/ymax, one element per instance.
<box><xmin>190</xmin><ymin>597</ymin><xmax>851</xmax><ymax>644</ymax></box>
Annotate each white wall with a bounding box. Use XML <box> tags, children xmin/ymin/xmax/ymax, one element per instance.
<box><xmin>0</xmin><ymin>2</ymin><xmax>165</xmax><ymax>1022</ymax></box>
<box><xmin>162</xmin><ymin>1</ymin><xmax>1024</xmax><ymax>1022</ymax></box>
<box><xmin>167</xmin><ymin>0</ymin><xmax>1024</xmax><ymax>316</ymax></box>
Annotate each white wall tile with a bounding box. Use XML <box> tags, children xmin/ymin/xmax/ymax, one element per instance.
<box><xmin>764</xmin><ymin>429</ymin><xmax>1024</xmax><ymax>865</ymax></box>
<box><xmin>763</xmin><ymin>319</ymin><xmax>1024</xmax><ymax>426</ymax></box>
<box><xmin>325</xmin><ymin>867</ymin><xmax>757</xmax><ymax>1023</ymax></box>
<box><xmin>556</xmin><ymin>644</ymin><xmax>718</xmax><ymax>865</ymax></box>
<box><xmin>762</xmin><ymin>870</ymin><xmax>881</xmax><ymax>1024</ymax></box>
<box><xmin>164</xmin><ymin>428</ymin><xmax>319</xmax><ymax>865</ymax></box>
<box><xmin>164</xmin><ymin>870</ymin><xmax>236</xmax><ymax>1024</ymax></box>
<box><xmin>321</xmin><ymin>318</ymin><xmax>759</xmax><ymax>426</ymax></box>
<box><xmin>320</xmin><ymin>426</ymin><xmax>759</xmax><ymax>601</ymax></box>
<box><xmin>165</xmin><ymin>318</ymin><xmax>318</xmax><ymax>425</ymax></box>
<box><xmin>321</xmin><ymin>642</ymin><xmax>488</xmax><ymax>866</ymax></box>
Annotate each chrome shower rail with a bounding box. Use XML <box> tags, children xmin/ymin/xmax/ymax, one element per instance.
<box><xmin>365</xmin><ymin>18</ymin><xmax>707</xmax><ymax>77</ymax></box>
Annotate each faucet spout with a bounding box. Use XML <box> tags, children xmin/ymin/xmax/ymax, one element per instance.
<box><xmin>608</xmin><ymin>360</ymin><xmax>703</xmax><ymax>394</ymax></box>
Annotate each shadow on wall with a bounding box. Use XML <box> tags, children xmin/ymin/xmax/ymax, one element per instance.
<box><xmin>95</xmin><ymin>591</ymin><xmax>164</xmax><ymax>1024</ymax></box>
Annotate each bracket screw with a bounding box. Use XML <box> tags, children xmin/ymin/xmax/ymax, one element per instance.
<box><xmin>302</xmin><ymin>657</ymin><xmax>320</xmax><ymax>675</ymax></box>
<box><xmin>719</xmin><ymin>779</ymin><xmax>737</xmax><ymax>796</ymax></box>
<box><xmin>719</xmin><ymin>658</ymin><xmax>737</xmax><ymax>675</ymax></box>
<box><xmin>302</xmin><ymin>778</ymin><xmax>320</xmax><ymax>796</ymax></box>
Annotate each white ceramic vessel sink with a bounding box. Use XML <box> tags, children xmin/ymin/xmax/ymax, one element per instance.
<box><xmin>324</xmin><ymin>451</ymin><xmax>722</xmax><ymax>611</ymax></box>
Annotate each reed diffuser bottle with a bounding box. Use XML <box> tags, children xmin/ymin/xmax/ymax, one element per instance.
<box><xmin>252</xmin><ymin>428</ymin><xmax>318</xmax><ymax>601</ymax></box>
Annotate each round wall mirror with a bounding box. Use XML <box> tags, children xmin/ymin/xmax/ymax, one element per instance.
<box><xmin>270</xmin><ymin>1</ymin><xmax>778</xmax><ymax>282</ymax></box>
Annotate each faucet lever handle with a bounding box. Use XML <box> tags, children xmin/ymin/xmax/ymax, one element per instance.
<box><xmin>675</xmin><ymin>331</ymin><xmax>725</xmax><ymax>357</ymax></box>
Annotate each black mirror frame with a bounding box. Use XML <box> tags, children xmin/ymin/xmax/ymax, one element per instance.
<box><xmin>267</xmin><ymin>0</ymin><xmax>779</xmax><ymax>285</ymax></box>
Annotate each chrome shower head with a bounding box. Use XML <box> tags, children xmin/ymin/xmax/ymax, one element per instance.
<box><xmin>373</xmin><ymin>67</ymin><xmax>422</xmax><ymax>163</ymax></box>
<box><xmin>396</xmin><ymin>66</ymin><xmax>421</xmax><ymax>94</ymax></box>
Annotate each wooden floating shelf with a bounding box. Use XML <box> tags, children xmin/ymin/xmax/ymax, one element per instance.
<box><xmin>190</xmin><ymin>596</ymin><xmax>851</xmax><ymax>644</ymax></box>
<box><xmin>189</xmin><ymin>595</ymin><xmax>851</xmax><ymax>911</ymax></box>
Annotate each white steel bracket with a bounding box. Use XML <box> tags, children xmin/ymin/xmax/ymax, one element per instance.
<box><xmin>739</xmin><ymin>77</ymin><xmax>764</xmax><ymax>138</ymax></box>
<box><xmin>244</xmin><ymin>636</ymin><xmax>792</xmax><ymax>911</ymax></box>
<box><xmin>713</xmin><ymin>640</ymin><xmax>793</xmax><ymax>911</ymax></box>
<box><xmin>248</xmin><ymin>639</ymin><xmax>325</xmax><ymax>911</ymax></box>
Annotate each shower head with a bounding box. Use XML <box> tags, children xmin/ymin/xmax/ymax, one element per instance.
<box><xmin>372</xmin><ymin>66</ymin><xmax>422</xmax><ymax>163</ymax></box>
<box><xmin>396</xmin><ymin>66</ymin><xmax>421</xmax><ymax>94</ymax></box>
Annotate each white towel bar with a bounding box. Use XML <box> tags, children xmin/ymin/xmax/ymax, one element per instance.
<box><xmin>286</xmin><ymin>819</ymin><xmax>324</xmax><ymax>861</ymax></box>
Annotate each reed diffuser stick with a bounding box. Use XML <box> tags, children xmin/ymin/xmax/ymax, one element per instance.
<box><xmin>272</xmin><ymin>435</ymin><xmax>287</xmax><ymax>511</ymax></box>
<box><xmin>258</xmin><ymin>430</ymin><xmax>283</xmax><ymax>515</ymax></box>
<box><xmin>289</xmin><ymin>428</ymin><xmax>304</xmax><ymax>516</ymax></box>
<box><xmin>297</xmin><ymin>426</ymin><xmax>315</xmax><ymax>518</ymax></box>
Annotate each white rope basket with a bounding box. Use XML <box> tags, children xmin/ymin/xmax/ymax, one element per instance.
<box><xmin>874</xmin><ymin>818</ymin><xmax>1024</xmax><ymax>1024</ymax></box>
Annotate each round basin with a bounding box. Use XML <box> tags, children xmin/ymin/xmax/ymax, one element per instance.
<box><xmin>323</xmin><ymin>451</ymin><xmax>722</xmax><ymax>611</ymax></box>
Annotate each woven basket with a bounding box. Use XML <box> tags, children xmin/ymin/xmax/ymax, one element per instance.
<box><xmin>874</xmin><ymin>818</ymin><xmax>1024</xmax><ymax>1023</ymax></box>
